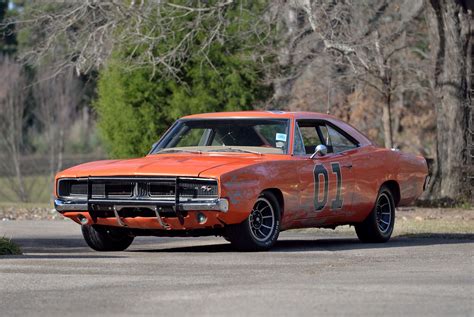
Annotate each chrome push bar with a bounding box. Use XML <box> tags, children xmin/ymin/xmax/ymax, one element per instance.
<box><xmin>54</xmin><ymin>198</ymin><xmax>228</xmax><ymax>229</ymax></box>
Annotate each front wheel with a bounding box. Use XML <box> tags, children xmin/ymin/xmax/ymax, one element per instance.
<box><xmin>82</xmin><ymin>225</ymin><xmax>134</xmax><ymax>251</ymax></box>
<box><xmin>355</xmin><ymin>186</ymin><xmax>395</xmax><ymax>243</ymax></box>
<box><xmin>225</xmin><ymin>192</ymin><xmax>281</xmax><ymax>251</ymax></box>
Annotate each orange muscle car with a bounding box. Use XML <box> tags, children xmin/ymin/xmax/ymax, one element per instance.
<box><xmin>54</xmin><ymin>111</ymin><xmax>429</xmax><ymax>251</ymax></box>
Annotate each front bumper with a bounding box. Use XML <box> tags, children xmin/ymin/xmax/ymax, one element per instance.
<box><xmin>54</xmin><ymin>198</ymin><xmax>229</xmax><ymax>213</ymax></box>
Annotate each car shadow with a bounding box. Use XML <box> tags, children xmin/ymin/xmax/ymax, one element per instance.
<box><xmin>7</xmin><ymin>233</ymin><xmax>473</xmax><ymax>256</ymax></box>
<box><xmin>271</xmin><ymin>233</ymin><xmax>474</xmax><ymax>253</ymax></box>
<box><xmin>129</xmin><ymin>233</ymin><xmax>474</xmax><ymax>253</ymax></box>
<box><xmin>3</xmin><ymin>238</ymin><xmax>127</xmax><ymax>259</ymax></box>
<box><xmin>1</xmin><ymin>254</ymin><xmax>125</xmax><ymax>259</ymax></box>
<box><xmin>9</xmin><ymin>238</ymin><xmax>90</xmax><ymax>253</ymax></box>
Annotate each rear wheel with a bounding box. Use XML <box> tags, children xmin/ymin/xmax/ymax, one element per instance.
<box><xmin>225</xmin><ymin>192</ymin><xmax>281</xmax><ymax>251</ymax></box>
<box><xmin>355</xmin><ymin>186</ymin><xmax>395</xmax><ymax>243</ymax></box>
<box><xmin>82</xmin><ymin>225</ymin><xmax>134</xmax><ymax>251</ymax></box>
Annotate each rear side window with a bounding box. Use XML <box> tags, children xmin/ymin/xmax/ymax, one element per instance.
<box><xmin>326</xmin><ymin>125</ymin><xmax>358</xmax><ymax>153</ymax></box>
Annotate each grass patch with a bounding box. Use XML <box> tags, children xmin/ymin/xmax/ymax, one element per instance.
<box><xmin>295</xmin><ymin>212</ymin><xmax>474</xmax><ymax>238</ymax></box>
<box><xmin>0</xmin><ymin>175</ymin><xmax>52</xmax><ymax>204</ymax></box>
<box><xmin>393</xmin><ymin>218</ymin><xmax>474</xmax><ymax>237</ymax></box>
<box><xmin>0</xmin><ymin>237</ymin><xmax>22</xmax><ymax>255</ymax></box>
<box><xmin>0</xmin><ymin>202</ymin><xmax>52</xmax><ymax>209</ymax></box>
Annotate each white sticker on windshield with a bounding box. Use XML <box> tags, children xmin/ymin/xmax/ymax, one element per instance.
<box><xmin>276</xmin><ymin>133</ymin><xmax>287</xmax><ymax>142</ymax></box>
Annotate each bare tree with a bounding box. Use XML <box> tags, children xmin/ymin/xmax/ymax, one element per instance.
<box><xmin>0</xmin><ymin>55</ymin><xmax>28</xmax><ymax>202</ymax></box>
<box><xmin>425</xmin><ymin>0</ymin><xmax>473</xmax><ymax>201</ymax></box>
<box><xmin>268</xmin><ymin>0</ymin><xmax>426</xmax><ymax>149</ymax></box>
<box><xmin>33</xmin><ymin>66</ymin><xmax>82</xmax><ymax>186</ymax></box>
<box><xmin>9</xmin><ymin>0</ymin><xmax>260</xmax><ymax>78</ymax></box>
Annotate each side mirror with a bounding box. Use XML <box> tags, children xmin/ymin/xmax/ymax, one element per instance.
<box><xmin>310</xmin><ymin>144</ymin><xmax>328</xmax><ymax>159</ymax></box>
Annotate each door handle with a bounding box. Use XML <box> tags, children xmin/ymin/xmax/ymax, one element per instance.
<box><xmin>342</xmin><ymin>164</ymin><xmax>352</xmax><ymax>169</ymax></box>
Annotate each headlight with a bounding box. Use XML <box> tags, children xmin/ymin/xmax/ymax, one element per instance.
<box><xmin>178</xmin><ymin>178</ymin><xmax>218</xmax><ymax>199</ymax></box>
<box><xmin>57</xmin><ymin>178</ymin><xmax>88</xmax><ymax>198</ymax></box>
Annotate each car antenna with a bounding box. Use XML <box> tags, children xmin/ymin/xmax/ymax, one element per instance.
<box><xmin>326</xmin><ymin>78</ymin><xmax>331</xmax><ymax>115</ymax></box>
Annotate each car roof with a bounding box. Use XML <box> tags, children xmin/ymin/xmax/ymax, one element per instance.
<box><xmin>182</xmin><ymin>110</ymin><xmax>337</xmax><ymax>120</ymax></box>
<box><xmin>182</xmin><ymin>110</ymin><xmax>373</xmax><ymax>146</ymax></box>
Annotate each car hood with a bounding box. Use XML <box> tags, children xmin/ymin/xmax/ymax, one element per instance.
<box><xmin>56</xmin><ymin>153</ymin><xmax>266</xmax><ymax>178</ymax></box>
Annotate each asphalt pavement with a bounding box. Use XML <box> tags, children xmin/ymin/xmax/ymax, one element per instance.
<box><xmin>0</xmin><ymin>220</ymin><xmax>473</xmax><ymax>316</ymax></box>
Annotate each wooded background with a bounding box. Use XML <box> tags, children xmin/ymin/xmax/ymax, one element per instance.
<box><xmin>0</xmin><ymin>0</ymin><xmax>472</xmax><ymax>205</ymax></box>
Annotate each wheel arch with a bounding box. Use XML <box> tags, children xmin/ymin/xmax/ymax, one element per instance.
<box><xmin>381</xmin><ymin>180</ymin><xmax>401</xmax><ymax>207</ymax></box>
<box><xmin>261</xmin><ymin>188</ymin><xmax>284</xmax><ymax>217</ymax></box>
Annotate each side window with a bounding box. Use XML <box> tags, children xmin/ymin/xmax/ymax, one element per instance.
<box><xmin>297</xmin><ymin>122</ymin><xmax>324</xmax><ymax>155</ymax></box>
<box><xmin>293</xmin><ymin>125</ymin><xmax>305</xmax><ymax>155</ymax></box>
<box><xmin>326</xmin><ymin>125</ymin><xmax>357</xmax><ymax>153</ymax></box>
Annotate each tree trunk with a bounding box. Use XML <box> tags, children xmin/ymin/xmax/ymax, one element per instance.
<box><xmin>425</xmin><ymin>0</ymin><xmax>472</xmax><ymax>201</ymax></box>
<box><xmin>382</xmin><ymin>92</ymin><xmax>394</xmax><ymax>149</ymax></box>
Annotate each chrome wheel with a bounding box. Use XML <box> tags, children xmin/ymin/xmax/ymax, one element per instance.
<box><xmin>375</xmin><ymin>192</ymin><xmax>392</xmax><ymax>233</ymax></box>
<box><xmin>355</xmin><ymin>186</ymin><xmax>395</xmax><ymax>243</ymax></box>
<box><xmin>248</xmin><ymin>197</ymin><xmax>275</xmax><ymax>242</ymax></box>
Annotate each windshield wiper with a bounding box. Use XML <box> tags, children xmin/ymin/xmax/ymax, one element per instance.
<box><xmin>209</xmin><ymin>148</ymin><xmax>262</xmax><ymax>155</ymax></box>
<box><xmin>156</xmin><ymin>149</ymin><xmax>203</xmax><ymax>154</ymax></box>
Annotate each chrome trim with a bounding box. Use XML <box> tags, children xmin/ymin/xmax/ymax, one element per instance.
<box><xmin>180</xmin><ymin>199</ymin><xmax>229</xmax><ymax>212</ymax></box>
<box><xmin>292</xmin><ymin>121</ymin><xmax>305</xmax><ymax>156</ymax></box>
<box><xmin>54</xmin><ymin>199</ymin><xmax>88</xmax><ymax>211</ymax></box>
<box><xmin>113</xmin><ymin>205</ymin><xmax>128</xmax><ymax>227</ymax></box>
<box><xmin>153</xmin><ymin>206</ymin><xmax>171</xmax><ymax>229</ymax></box>
<box><xmin>423</xmin><ymin>175</ymin><xmax>431</xmax><ymax>191</ymax></box>
<box><xmin>310</xmin><ymin>144</ymin><xmax>328</xmax><ymax>159</ymax></box>
<box><xmin>54</xmin><ymin>198</ymin><xmax>229</xmax><ymax>213</ymax></box>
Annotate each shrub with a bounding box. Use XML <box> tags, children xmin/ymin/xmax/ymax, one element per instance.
<box><xmin>0</xmin><ymin>237</ymin><xmax>22</xmax><ymax>255</ymax></box>
<box><xmin>95</xmin><ymin>3</ymin><xmax>271</xmax><ymax>158</ymax></box>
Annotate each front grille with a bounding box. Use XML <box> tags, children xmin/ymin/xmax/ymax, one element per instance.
<box><xmin>149</xmin><ymin>181</ymin><xmax>175</xmax><ymax>197</ymax></box>
<box><xmin>57</xmin><ymin>177</ymin><xmax>219</xmax><ymax>200</ymax></box>
<box><xmin>96</xmin><ymin>182</ymin><xmax>134</xmax><ymax>198</ymax></box>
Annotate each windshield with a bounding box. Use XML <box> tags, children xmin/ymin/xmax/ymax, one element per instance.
<box><xmin>152</xmin><ymin>118</ymin><xmax>290</xmax><ymax>155</ymax></box>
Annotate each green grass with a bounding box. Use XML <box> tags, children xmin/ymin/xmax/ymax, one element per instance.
<box><xmin>0</xmin><ymin>237</ymin><xmax>22</xmax><ymax>255</ymax></box>
<box><xmin>0</xmin><ymin>202</ymin><xmax>52</xmax><ymax>209</ymax></box>
<box><xmin>393</xmin><ymin>218</ymin><xmax>474</xmax><ymax>237</ymax></box>
<box><xmin>0</xmin><ymin>175</ymin><xmax>52</xmax><ymax>203</ymax></box>
<box><xmin>296</xmin><ymin>215</ymin><xmax>474</xmax><ymax>238</ymax></box>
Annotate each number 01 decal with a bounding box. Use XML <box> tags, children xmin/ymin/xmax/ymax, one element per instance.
<box><xmin>313</xmin><ymin>163</ymin><xmax>343</xmax><ymax>211</ymax></box>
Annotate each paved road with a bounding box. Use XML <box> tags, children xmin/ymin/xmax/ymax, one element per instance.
<box><xmin>0</xmin><ymin>220</ymin><xmax>473</xmax><ymax>316</ymax></box>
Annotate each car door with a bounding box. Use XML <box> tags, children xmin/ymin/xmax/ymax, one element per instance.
<box><xmin>294</xmin><ymin>120</ymin><xmax>357</xmax><ymax>224</ymax></box>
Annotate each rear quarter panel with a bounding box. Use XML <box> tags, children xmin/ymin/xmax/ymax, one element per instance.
<box><xmin>351</xmin><ymin>146</ymin><xmax>428</xmax><ymax>220</ymax></box>
<box><xmin>397</xmin><ymin>152</ymin><xmax>428</xmax><ymax>206</ymax></box>
<box><xmin>350</xmin><ymin>146</ymin><xmax>401</xmax><ymax>221</ymax></box>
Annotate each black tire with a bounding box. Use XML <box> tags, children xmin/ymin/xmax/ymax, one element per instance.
<box><xmin>225</xmin><ymin>191</ymin><xmax>281</xmax><ymax>251</ymax></box>
<box><xmin>355</xmin><ymin>185</ymin><xmax>395</xmax><ymax>243</ymax></box>
<box><xmin>81</xmin><ymin>225</ymin><xmax>134</xmax><ymax>251</ymax></box>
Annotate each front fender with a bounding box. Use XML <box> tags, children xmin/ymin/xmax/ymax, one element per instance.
<box><xmin>214</xmin><ymin>160</ymin><xmax>300</xmax><ymax>225</ymax></box>
<box><xmin>218</xmin><ymin>169</ymin><xmax>262</xmax><ymax>224</ymax></box>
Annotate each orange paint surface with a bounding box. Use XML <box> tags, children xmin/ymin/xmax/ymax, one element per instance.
<box><xmin>55</xmin><ymin>111</ymin><xmax>428</xmax><ymax>232</ymax></box>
